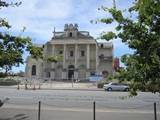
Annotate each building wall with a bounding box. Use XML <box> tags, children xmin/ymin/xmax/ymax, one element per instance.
<box><xmin>97</xmin><ymin>43</ymin><xmax>113</xmax><ymax>76</ymax></box>
<box><xmin>25</xmin><ymin>24</ymin><xmax>113</xmax><ymax>81</ymax></box>
<box><xmin>26</xmin><ymin>43</ymin><xmax>113</xmax><ymax>80</ymax></box>
<box><xmin>48</xmin><ymin>44</ymin><xmax>97</xmax><ymax>80</ymax></box>
<box><xmin>25</xmin><ymin>57</ymin><xmax>43</xmax><ymax>79</ymax></box>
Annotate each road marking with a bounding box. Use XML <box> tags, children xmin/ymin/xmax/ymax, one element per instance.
<box><xmin>3</xmin><ymin>104</ymin><xmax>160</xmax><ymax>114</ymax></box>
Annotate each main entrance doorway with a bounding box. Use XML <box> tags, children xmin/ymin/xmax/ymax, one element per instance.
<box><xmin>68</xmin><ymin>65</ymin><xmax>74</xmax><ymax>80</ymax></box>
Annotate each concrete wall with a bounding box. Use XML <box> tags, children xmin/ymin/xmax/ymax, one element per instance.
<box><xmin>25</xmin><ymin>57</ymin><xmax>43</xmax><ymax>79</ymax></box>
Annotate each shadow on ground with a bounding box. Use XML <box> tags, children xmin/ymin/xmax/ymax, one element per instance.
<box><xmin>0</xmin><ymin>113</ymin><xmax>29</xmax><ymax>120</ymax></box>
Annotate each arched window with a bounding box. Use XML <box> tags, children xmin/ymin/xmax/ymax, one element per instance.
<box><xmin>68</xmin><ymin>65</ymin><xmax>74</xmax><ymax>80</ymax></box>
<box><xmin>100</xmin><ymin>44</ymin><xmax>104</xmax><ymax>48</ymax></box>
<box><xmin>31</xmin><ymin>65</ymin><xmax>36</xmax><ymax>75</ymax></box>
<box><xmin>70</xmin><ymin>51</ymin><xmax>74</xmax><ymax>57</ymax></box>
<box><xmin>69</xmin><ymin>32</ymin><xmax>72</xmax><ymax>37</ymax></box>
<box><xmin>81</xmin><ymin>50</ymin><xmax>85</xmax><ymax>57</ymax></box>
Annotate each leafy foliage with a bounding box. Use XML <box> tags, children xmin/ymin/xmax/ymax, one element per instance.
<box><xmin>99</xmin><ymin>0</ymin><xmax>160</xmax><ymax>95</ymax></box>
<box><xmin>0</xmin><ymin>1</ymin><xmax>43</xmax><ymax>74</ymax></box>
<box><xmin>0</xmin><ymin>78</ymin><xmax>18</xmax><ymax>86</ymax></box>
<box><xmin>99</xmin><ymin>18</ymin><xmax>113</xmax><ymax>24</ymax></box>
<box><xmin>101</xmin><ymin>31</ymin><xmax>116</xmax><ymax>40</ymax></box>
<box><xmin>46</xmin><ymin>55</ymin><xmax>63</xmax><ymax>63</ymax></box>
<box><xmin>0</xmin><ymin>0</ymin><xmax>21</xmax><ymax>9</ymax></box>
<box><xmin>0</xmin><ymin>34</ymin><xmax>30</xmax><ymax>72</ymax></box>
<box><xmin>27</xmin><ymin>45</ymin><xmax>43</xmax><ymax>59</ymax></box>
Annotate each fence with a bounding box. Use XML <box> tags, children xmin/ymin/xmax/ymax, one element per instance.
<box><xmin>1</xmin><ymin>99</ymin><xmax>160</xmax><ymax>120</ymax></box>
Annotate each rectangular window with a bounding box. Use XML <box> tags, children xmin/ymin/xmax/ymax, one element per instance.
<box><xmin>46</xmin><ymin>72</ymin><xmax>50</xmax><ymax>78</ymax></box>
<box><xmin>81</xmin><ymin>50</ymin><xmax>85</xmax><ymax>57</ymax></box>
<box><xmin>32</xmin><ymin>65</ymin><xmax>36</xmax><ymax>75</ymax></box>
<box><xmin>70</xmin><ymin>51</ymin><xmax>74</xmax><ymax>57</ymax></box>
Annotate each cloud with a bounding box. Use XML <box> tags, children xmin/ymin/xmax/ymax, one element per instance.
<box><xmin>34</xmin><ymin>0</ymin><xmax>73</xmax><ymax>19</ymax></box>
<box><xmin>0</xmin><ymin>0</ymin><xmax>116</xmax><ymax>43</ymax></box>
<box><xmin>1</xmin><ymin>0</ymin><xmax>135</xmax><ymax>72</ymax></box>
<box><xmin>1</xmin><ymin>0</ymin><xmax>73</xmax><ymax>43</ymax></box>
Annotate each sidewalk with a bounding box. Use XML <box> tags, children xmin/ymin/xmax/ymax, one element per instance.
<box><xmin>0</xmin><ymin>81</ymin><xmax>103</xmax><ymax>91</ymax></box>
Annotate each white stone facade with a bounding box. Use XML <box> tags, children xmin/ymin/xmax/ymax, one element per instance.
<box><xmin>25</xmin><ymin>24</ymin><xmax>113</xmax><ymax>81</ymax></box>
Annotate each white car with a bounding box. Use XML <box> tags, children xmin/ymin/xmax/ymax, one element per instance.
<box><xmin>103</xmin><ymin>82</ymin><xmax>129</xmax><ymax>91</ymax></box>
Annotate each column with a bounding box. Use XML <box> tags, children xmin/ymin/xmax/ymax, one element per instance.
<box><xmin>51</xmin><ymin>72</ymin><xmax>55</xmax><ymax>80</ymax></box>
<box><xmin>74</xmin><ymin>44</ymin><xmax>78</xmax><ymax>68</ymax></box>
<box><xmin>74</xmin><ymin>44</ymin><xmax>78</xmax><ymax>79</ymax></box>
<box><xmin>62</xmin><ymin>44</ymin><xmax>66</xmax><ymax>80</ymax></box>
<box><xmin>86</xmin><ymin>44</ymin><xmax>90</xmax><ymax>79</ymax></box>
<box><xmin>51</xmin><ymin>45</ymin><xmax>55</xmax><ymax>80</ymax></box>
<box><xmin>95</xmin><ymin>44</ymin><xmax>99</xmax><ymax>73</ymax></box>
<box><xmin>111</xmin><ymin>44</ymin><xmax>114</xmax><ymax>75</ymax></box>
<box><xmin>63</xmin><ymin>44</ymin><xmax>66</xmax><ymax>68</ymax></box>
<box><xmin>87</xmin><ymin>44</ymin><xmax>90</xmax><ymax>69</ymax></box>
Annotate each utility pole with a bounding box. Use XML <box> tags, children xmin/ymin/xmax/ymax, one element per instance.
<box><xmin>53</xmin><ymin>27</ymin><xmax>56</xmax><ymax>38</ymax></box>
<box><xmin>93</xmin><ymin>101</ymin><xmax>96</xmax><ymax>120</ymax></box>
<box><xmin>113</xmin><ymin>0</ymin><xmax>116</xmax><ymax>9</ymax></box>
<box><xmin>38</xmin><ymin>101</ymin><xmax>41</xmax><ymax>120</ymax></box>
<box><xmin>154</xmin><ymin>102</ymin><xmax>157</xmax><ymax>120</ymax></box>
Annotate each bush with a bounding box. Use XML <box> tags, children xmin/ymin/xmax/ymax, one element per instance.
<box><xmin>0</xmin><ymin>78</ymin><xmax>19</xmax><ymax>86</ymax></box>
<box><xmin>0</xmin><ymin>72</ymin><xmax>7</xmax><ymax>78</ymax></box>
<box><xmin>97</xmin><ymin>80</ymin><xmax>109</xmax><ymax>88</ymax></box>
<box><xmin>97</xmin><ymin>83</ymin><xmax>104</xmax><ymax>88</ymax></box>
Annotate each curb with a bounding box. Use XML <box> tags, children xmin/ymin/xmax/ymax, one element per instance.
<box><xmin>37</xmin><ymin>88</ymin><xmax>104</xmax><ymax>91</ymax></box>
<box><xmin>0</xmin><ymin>86</ymin><xmax>104</xmax><ymax>91</ymax></box>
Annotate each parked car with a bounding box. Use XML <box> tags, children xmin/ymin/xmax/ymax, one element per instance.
<box><xmin>103</xmin><ymin>82</ymin><xmax>129</xmax><ymax>91</ymax></box>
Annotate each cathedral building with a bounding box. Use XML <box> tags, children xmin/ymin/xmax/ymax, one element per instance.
<box><xmin>25</xmin><ymin>24</ymin><xmax>113</xmax><ymax>81</ymax></box>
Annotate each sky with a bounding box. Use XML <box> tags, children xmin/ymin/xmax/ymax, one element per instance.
<box><xmin>1</xmin><ymin>0</ymin><xmax>134</xmax><ymax>73</ymax></box>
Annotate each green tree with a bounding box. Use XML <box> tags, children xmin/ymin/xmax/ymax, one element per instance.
<box><xmin>0</xmin><ymin>1</ymin><xmax>43</xmax><ymax>75</ymax></box>
<box><xmin>98</xmin><ymin>0</ymin><xmax>160</xmax><ymax>95</ymax></box>
<box><xmin>46</xmin><ymin>55</ymin><xmax>63</xmax><ymax>63</ymax></box>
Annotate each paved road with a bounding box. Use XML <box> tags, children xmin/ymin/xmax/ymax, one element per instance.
<box><xmin>0</xmin><ymin>107</ymin><xmax>157</xmax><ymax>120</ymax></box>
<box><xmin>0</xmin><ymin>88</ymin><xmax>160</xmax><ymax>120</ymax></box>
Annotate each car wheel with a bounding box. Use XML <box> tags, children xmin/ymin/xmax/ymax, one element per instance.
<box><xmin>107</xmin><ymin>87</ymin><xmax>112</xmax><ymax>91</ymax></box>
<box><xmin>125</xmin><ymin>88</ymin><xmax>129</xmax><ymax>91</ymax></box>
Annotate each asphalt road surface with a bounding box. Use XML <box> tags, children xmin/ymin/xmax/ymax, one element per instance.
<box><xmin>0</xmin><ymin>88</ymin><xmax>160</xmax><ymax>120</ymax></box>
